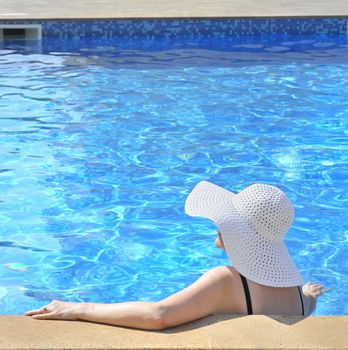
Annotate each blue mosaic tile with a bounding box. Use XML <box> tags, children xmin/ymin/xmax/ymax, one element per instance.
<box><xmin>0</xmin><ymin>18</ymin><xmax>347</xmax><ymax>39</ymax></box>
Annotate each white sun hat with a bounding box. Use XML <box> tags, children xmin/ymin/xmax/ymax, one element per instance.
<box><xmin>185</xmin><ymin>180</ymin><xmax>304</xmax><ymax>287</ymax></box>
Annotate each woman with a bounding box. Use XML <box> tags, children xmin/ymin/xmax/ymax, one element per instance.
<box><xmin>25</xmin><ymin>181</ymin><xmax>331</xmax><ymax>330</ymax></box>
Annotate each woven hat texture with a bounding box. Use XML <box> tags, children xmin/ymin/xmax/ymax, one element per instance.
<box><xmin>185</xmin><ymin>180</ymin><xmax>304</xmax><ymax>287</ymax></box>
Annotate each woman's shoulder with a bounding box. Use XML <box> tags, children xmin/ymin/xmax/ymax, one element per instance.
<box><xmin>204</xmin><ymin>265</ymin><xmax>248</xmax><ymax>314</ymax></box>
<box><xmin>206</xmin><ymin>265</ymin><xmax>236</xmax><ymax>275</ymax></box>
<box><xmin>204</xmin><ymin>265</ymin><xmax>240</xmax><ymax>285</ymax></box>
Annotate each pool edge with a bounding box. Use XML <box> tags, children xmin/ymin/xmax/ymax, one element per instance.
<box><xmin>0</xmin><ymin>15</ymin><xmax>347</xmax><ymax>21</ymax></box>
<box><xmin>1</xmin><ymin>315</ymin><xmax>348</xmax><ymax>349</ymax></box>
<box><xmin>1</xmin><ymin>0</ymin><xmax>348</xmax><ymax>21</ymax></box>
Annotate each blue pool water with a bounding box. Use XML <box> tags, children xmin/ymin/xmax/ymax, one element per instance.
<box><xmin>0</xmin><ymin>34</ymin><xmax>347</xmax><ymax>316</ymax></box>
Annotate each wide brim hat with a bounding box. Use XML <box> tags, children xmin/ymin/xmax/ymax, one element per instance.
<box><xmin>185</xmin><ymin>180</ymin><xmax>304</xmax><ymax>287</ymax></box>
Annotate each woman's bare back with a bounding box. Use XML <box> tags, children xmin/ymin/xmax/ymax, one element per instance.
<box><xmin>216</xmin><ymin>266</ymin><xmax>330</xmax><ymax>316</ymax></box>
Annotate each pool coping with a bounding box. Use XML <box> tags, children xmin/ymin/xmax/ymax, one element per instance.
<box><xmin>1</xmin><ymin>15</ymin><xmax>348</xmax><ymax>21</ymax></box>
<box><xmin>2</xmin><ymin>315</ymin><xmax>348</xmax><ymax>350</ymax></box>
<box><xmin>1</xmin><ymin>0</ymin><xmax>348</xmax><ymax>20</ymax></box>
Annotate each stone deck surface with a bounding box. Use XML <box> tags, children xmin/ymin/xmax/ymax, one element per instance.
<box><xmin>1</xmin><ymin>315</ymin><xmax>348</xmax><ymax>350</ymax></box>
<box><xmin>0</xmin><ymin>0</ymin><xmax>348</xmax><ymax>19</ymax></box>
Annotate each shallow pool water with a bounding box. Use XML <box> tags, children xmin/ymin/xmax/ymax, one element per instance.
<box><xmin>0</xmin><ymin>34</ymin><xmax>347</xmax><ymax>315</ymax></box>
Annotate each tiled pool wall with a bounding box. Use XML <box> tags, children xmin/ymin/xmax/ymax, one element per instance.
<box><xmin>0</xmin><ymin>17</ymin><xmax>347</xmax><ymax>39</ymax></box>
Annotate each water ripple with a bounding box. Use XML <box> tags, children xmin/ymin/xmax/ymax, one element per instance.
<box><xmin>1</xmin><ymin>34</ymin><xmax>347</xmax><ymax>315</ymax></box>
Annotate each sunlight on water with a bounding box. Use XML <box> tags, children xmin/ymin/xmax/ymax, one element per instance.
<box><xmin>0</xmin><ymin>34</ymin><xmax>347</xmax><ymax>315</ymax></box>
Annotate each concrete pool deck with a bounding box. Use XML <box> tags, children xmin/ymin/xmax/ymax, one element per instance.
<box><xmin>0</xmin><ymin>0</ymin><xmax>348</xmax><ymax>19</ymax></box>
<box><xmin>1</xmin><ymin>1</ymin><xmax>348</xmax><ymax>350</ymax></box>
<box><xmin>1</xmin><ymin>314</ymin><xmax>348</xmax><ymax>350</ymax></box>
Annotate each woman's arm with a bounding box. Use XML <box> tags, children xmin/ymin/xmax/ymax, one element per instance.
<box><xmin>25</xmin><ymin>265</ymin><xmax>229</xmax><ymax>330</ymax></box>
<box><xmin>156</xmin><ymin>265</ymin><xmax>229</xmax><ymax>329</ymax></box>
<box><xmin>78</xmin><ymin>301</ymin><xmax>164</xmax><ymax>329</ymax></box>
<box><xmin>25</xmin><ymin>300</ymin><xmax>164</xmax><ymax>330</ymax></box>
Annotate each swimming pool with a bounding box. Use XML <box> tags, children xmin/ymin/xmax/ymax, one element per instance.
<box><xmin>0</xmin><ymin>21</ymin><xmax>347</xmax><ymax>316</ymax></box>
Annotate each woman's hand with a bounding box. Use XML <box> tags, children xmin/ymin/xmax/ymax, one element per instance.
<box><xmin>302</xmin><ymin>282</ymin><xmax>332</xmax><ymax>298</ymax></box>
<box><xmin>25</xmin><ymin>300</ymin><xmax>83</xmax><ymax>320</ymax></box>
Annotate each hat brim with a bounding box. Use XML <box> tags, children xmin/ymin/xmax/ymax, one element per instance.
<box><xmin>185</xmin><ymin>180</ymin><xmax>236</xmax><ymax>224</ymax></box>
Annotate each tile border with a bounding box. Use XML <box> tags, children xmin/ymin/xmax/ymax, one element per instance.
<box><xmin>0</xmin><ymin>17</ymin><xmax>347</xmax><ymax>39</ymax></box>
